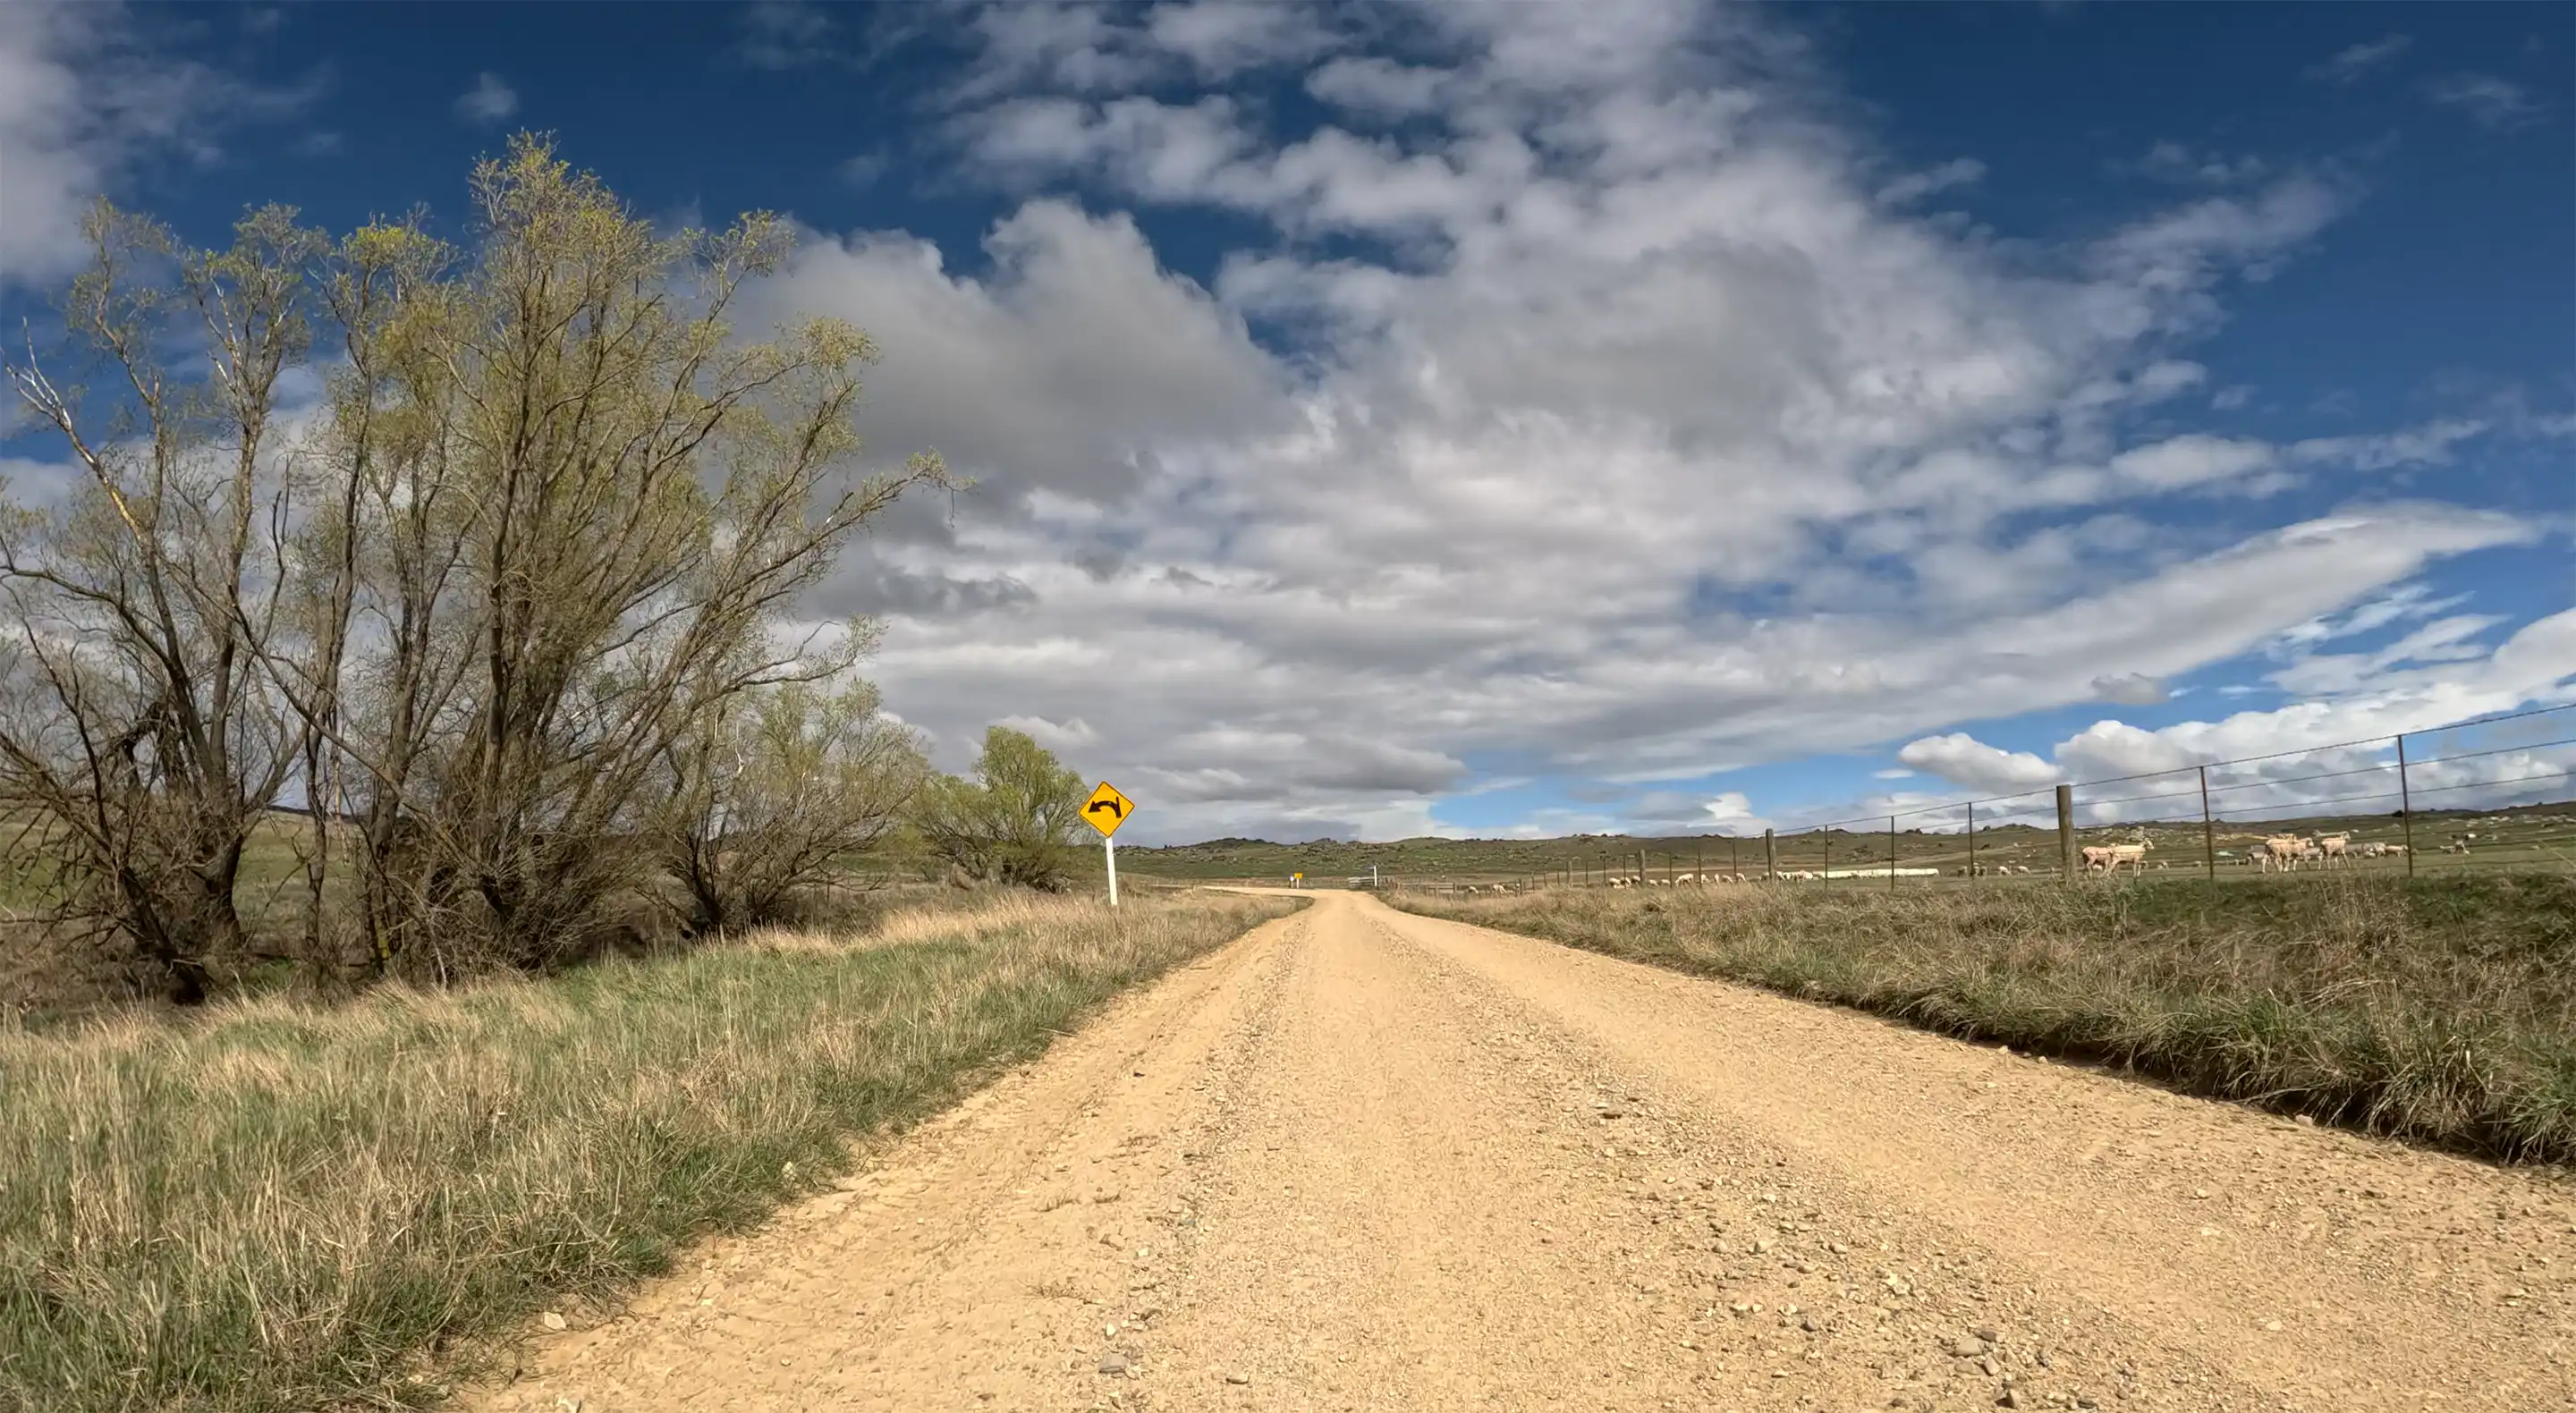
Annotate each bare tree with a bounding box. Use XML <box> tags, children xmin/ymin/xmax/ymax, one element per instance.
<box><xmin>1</xmin><ymin>205</ymin><xmax>323</xmax><ymax>1001</ymax></box>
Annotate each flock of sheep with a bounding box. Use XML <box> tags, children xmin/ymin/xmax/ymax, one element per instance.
<box><xmin>1423</xmin><ymin>814</ymin><xmax>2551</xmax><ymax>895</ymax></box>
<box><xmin>2241</xmin><ymin>832</ymin><xmax>2408</xmax><ymax>870</ymax></box>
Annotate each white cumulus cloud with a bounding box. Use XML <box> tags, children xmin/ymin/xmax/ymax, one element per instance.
<box><xmin>736</xmin><ymin>1</ymin><xmax>2558</xmax><ymax>842</ymax></box>
<box><xmin>1897</xmin><ymin>734</ymin><xmax>2063</xmax><ymax>795</ymax></box>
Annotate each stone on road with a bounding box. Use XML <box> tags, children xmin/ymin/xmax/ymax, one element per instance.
<box><xmin>467</xmin><ymin>891</ymin><xmax>2575</xmax><ymax>1412</ymax></box>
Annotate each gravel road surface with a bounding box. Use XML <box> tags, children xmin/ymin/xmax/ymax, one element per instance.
<box><xmin>468</xmin><ymin>890</ymin><xmax>2574</xmax><ymax>1412</ymax></box>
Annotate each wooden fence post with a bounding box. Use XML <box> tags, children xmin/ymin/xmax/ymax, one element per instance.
<box><xmin>1889</xmin><ymin>814</ymin><xmax>1898</xmax><ymax>892</ymax></box>
<box><xmin>1967</xmin><ymin>800</ymin><xmax>1977</xmax><ymax>884</ymax></box>
<box><xmin>1763</xmin><ymin>828</ymin><xmax>1775</xmax><ymax>880</ymax></box>
<box><xmin>2056</xmin><ymin>783</ymin><xmax>2075</xmax><ymax>883</ymax></box>
<box><xmin>2396</xmin><ymin>732</ymin><xmax>2415</xmax><ymax>876</ymax></box>
<box><xmin>2199</xmin><ymin>766</ymin><xmax>2216</xmax><ymax>881</ymax></box>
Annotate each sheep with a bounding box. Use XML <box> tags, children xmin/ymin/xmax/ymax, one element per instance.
<box><xmin>2317</xmin><ymin>833</ymin><xmax>2350</xmax><ymax>866</ymax></box>
<box><xmin>2256</xmin><ymin>835</ymin><xmax>2307</xmax><ymax>872</ymax></box>
<box><xmin>2082</xmin><ymin>840</ymin><xmax>2153</xmax><ymax>875</ymax></box>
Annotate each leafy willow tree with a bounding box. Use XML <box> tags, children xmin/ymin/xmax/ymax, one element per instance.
<box><xmin>0</xmin><ymin>205</ymin><xmax>321</xmax><ymax>1001</ymax></box>
<box><xmin>0</xmin><ymin>135</ymin><xmax>948</xmax><ymax>994</ymax></box>
<box><xmin>659</xmin><ymin>673</ymin><xmax>929</xmax><ymax>937</ymax></box>
<box><xmin>912</xmin><ymin>727</ymin><xmax>1089</xmax><ymax>891</ymax></box>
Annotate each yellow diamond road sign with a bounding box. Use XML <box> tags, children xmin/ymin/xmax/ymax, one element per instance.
<box><xmin>1082</xmin><ymin>781</ymin><xmax>1134</xmax><ymax>838</ymax></box>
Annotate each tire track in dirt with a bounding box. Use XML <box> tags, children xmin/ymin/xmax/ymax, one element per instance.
<box><xmin>464</xmin><ymin>891</ymin><xmax>2575</xmax><ymax>1413</ymax></box>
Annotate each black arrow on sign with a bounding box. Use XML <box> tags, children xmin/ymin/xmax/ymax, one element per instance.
<box><xmin>1088</xmin><ymin>798</ymin><xmax>1124</xmax><ymax>819</ymax></box>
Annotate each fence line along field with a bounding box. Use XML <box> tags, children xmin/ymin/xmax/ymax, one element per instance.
<box><xmin>1123</xmin><ymin>702</ymin><xmax>2576</xmax><ymax>892</ymax></box>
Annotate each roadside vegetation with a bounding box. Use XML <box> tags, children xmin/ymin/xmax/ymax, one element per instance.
<box><xmin>0</xmin><ymin>131</ymin><xmax>1221</xmax><ymax>1413</ymax></box>
<box><xmin>0</xmin><ymin>888</ymin><xmax>1296</xmax><ymax>1413</ymax></box>
<box><xmin>1395</xmin><ymin>875</ymin><xmax>2576</xmax><ymax>1163</ymax></box>
<box><xmin>0</xmin><ymin>137</ymin><xmax>1114</xmax><ymax>1017</ymax></box>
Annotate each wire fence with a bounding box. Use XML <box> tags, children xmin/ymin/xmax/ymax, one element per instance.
<box><xmin>1398</xmin><ymin>700</ymin><xmax>2576</xmax><ymax>893</ymax></box>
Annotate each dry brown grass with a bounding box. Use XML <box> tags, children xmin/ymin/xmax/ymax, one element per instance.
<box><xmin>1397</xmin><ymin>874</ymin><xmax>2576</xmax><ymax>1163</ymax></box>
<box><xmin>0</xmin><ymin>888</ymin><xmax>1297</xmax><ymax>1413</ymax></box>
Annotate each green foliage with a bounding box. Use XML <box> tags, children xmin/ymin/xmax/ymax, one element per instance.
<box><xmin>911</xmin><ymin>728</ymin><xmax>1089</xmax><ymax>891</ymax></box>
<box><xmin>660</xmin><ymin>675</ymin><xmax>931</xmax><ymax>935</ymax></box>
<box><xmin>1</xmin><ymin>135</ymin><xmax>949</xmax><ymax>994</ymax></box>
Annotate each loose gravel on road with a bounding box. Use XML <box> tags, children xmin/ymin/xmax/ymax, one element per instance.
<box><xmin>466</xmin><ymin>891</ymin><xmax>2576</xmax><ymax>1412</ymax></box>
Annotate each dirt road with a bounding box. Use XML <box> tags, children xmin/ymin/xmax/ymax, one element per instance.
<box><xmin>469</xmin><ymin>891</ymin><xmax>2574</xmax><ymax>1412</ymax></box>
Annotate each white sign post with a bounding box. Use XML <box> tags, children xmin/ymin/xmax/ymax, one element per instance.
<box><xmin>1082</xmin><ymin>781</ymin><xmax>1134</xmax><ymax>909</ymax></box>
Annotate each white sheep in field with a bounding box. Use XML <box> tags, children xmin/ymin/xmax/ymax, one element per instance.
<box><xmin>2255</xmin><ymin>835</ymin><xmax>2306</xmax><ymax>872</ymax></box>
<box><xmin>2081</xmin><ymin>841</ymin><xmax>2151</xmax><ymax>875</ymax></box>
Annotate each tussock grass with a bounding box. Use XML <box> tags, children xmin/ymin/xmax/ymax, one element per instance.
<box><xmin>1397</xmin><ymin>875</ymin><xmax>2576</xmax><ymax>1163</ymax></box>
<box><xmin>0</xmin><ymin>889</ymin><xmax>1295</xmax><ymax>1413</ymax></box>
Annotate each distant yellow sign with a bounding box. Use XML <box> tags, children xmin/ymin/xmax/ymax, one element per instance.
<box><xmin>1081</xmin><ymin>781</ymin><xmax>1135</xmax><ymax>838</ymax></box>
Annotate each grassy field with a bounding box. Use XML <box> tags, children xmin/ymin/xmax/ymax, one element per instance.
<box><xmin>1123</xmin><ymin>798</ymin><xmax>2576</xmax><ymax>886</ymax></box>
<box><xmin>1394</xmin><ymin>874</ymin><xmax>2576</xmax><ymax>1163</ymax></box>
<box><xmin>0</xmin><ymin>888</ymin><xmax>1298</xmax><ymax>1413</ymax></box>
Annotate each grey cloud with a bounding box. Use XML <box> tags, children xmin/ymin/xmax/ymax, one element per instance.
<box><xmin>1072</xmin><ymin>547</ymin><xmax>1127</xmax><ymax>582</ymax></box>
<box><xmin>1306</xmin><ymin>55</ymin><xmax>1448</xmax><ymax>115</ymax></box>
<box><xmin>1300</xmin><ymin>739</ymin><xmax>1470</xmax><ymax>795</ymax></box>
<box><xmin>2089</xmin><ymin>673</ymin><xmax>2170</xmax><ymax>706</ymax></box>
<box><xmin>841</xmin><ymin>566</ymin><xmax>1038</xmax><ymax>616</ymax></box>
<box><xmin>750</xmin><ymin>201</ymin><xmax>1292</xmax><ymax>515</ymax></box>
<box><xmin>1147</xmin><ymin>2</ymin><xmax>1338</xmax><ymax>78</ymax></box>
<box><xmin>991</xmin><ymin>713</ymin><xmax>1098</xmax><ymax>751</ymax></box>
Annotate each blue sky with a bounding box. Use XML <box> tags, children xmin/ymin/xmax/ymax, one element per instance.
<box><xmin>3</xmin><ymin>1</ymin><xmax>2572</xmax><ymax>843</ymax></box>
